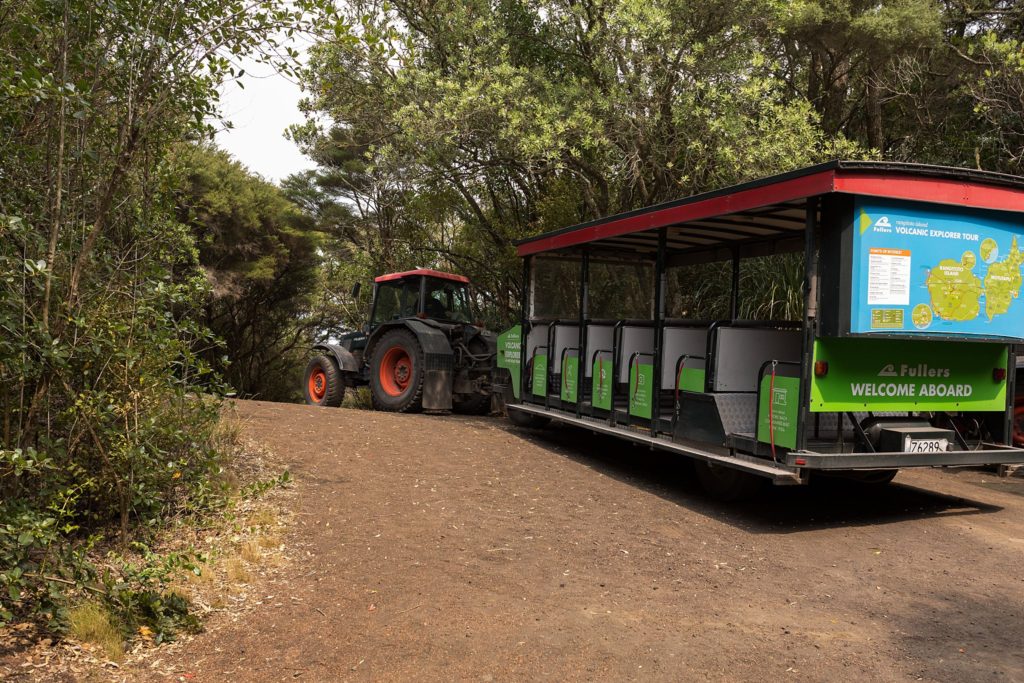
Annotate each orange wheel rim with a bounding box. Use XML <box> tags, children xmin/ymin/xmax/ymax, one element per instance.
<box><xmin>379</xmin><ymin>346</ymin><xmax>412</xmax><ymax>397</ymax></box>
<box><xmin>308</xmin><ymin>367</ymin><xmax>327</xmax><ymax>401</ymax></box>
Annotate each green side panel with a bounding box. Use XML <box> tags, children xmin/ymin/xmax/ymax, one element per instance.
<box><xmin>758</xmin><ymin>375</ymin><xmax>800</xmax><ymax>449</ymax></box>
<box><xmin>531</xmin><ymin>353</ymin><xmax>548</xmax><ymax>398</ymax></box>
<box><xmin>560</xmin><ymin>355</ymin><xmax>579</xmax><ymax>403</ymax></box>
<box><xmin>628</xmin><ymin>362</ymin><xmax>654</xmax><ymax>419</ymax></box>
<box><xmin>496</xmin><ymin>325</ymin><xmax>522</xmax><ymax>399</ymax></box>
<box><xmin>677</xmin><ymin>367</ymin><xmax>706</xmax><ymax>393</ymax></box>
<box><xmin>592</xmin><ymin>358</ymin><xmax>612</xmax><ymax>410</ymax></box>
<box><xmin>810</xmin><ymin>337</ymin><xmax>1008</xmax><ymax>412</ymax></box>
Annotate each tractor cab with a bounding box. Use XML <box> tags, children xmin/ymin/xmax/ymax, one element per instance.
<box><xmin>370</xmin><ymin>269</ymin><xmax>473</xmax><ymax>327</ymax></box>
<box><xmin>304</xmin><ymin>266</ymin><xmax>494</xmax><ymax>414</ymax></box>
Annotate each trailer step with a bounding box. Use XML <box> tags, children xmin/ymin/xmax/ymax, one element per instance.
<box><xmin>509</xmin><ymin>404</ymin><xmax>804</xmax><ymax>484</ymax></box>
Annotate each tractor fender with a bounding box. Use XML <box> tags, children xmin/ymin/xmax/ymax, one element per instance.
<box><xmin>313</xmin><ymin>343</ymin><xmax>359</xmax><ymax>374</ymax></box>
<box><xmin>368</xmin><ymin>320</ymin><xmax>454</xmax><ymax>411</ymax></box>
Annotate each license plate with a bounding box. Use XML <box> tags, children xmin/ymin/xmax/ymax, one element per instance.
<box><xmin>905</xmin><ymin>438</ymin><xmax>948</xmax><ymax>453</ymax></box>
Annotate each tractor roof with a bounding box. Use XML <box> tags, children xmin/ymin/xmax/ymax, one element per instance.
<box><xmin>374</xmin><ymin>269</ymin><xmax>470</xmax><ymax>284</ymax></box>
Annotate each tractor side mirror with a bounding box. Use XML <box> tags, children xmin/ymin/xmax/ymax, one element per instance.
<box><xmin>350</xmin><ymin>282</ymin><xmax>362</xmax><ymax>299</ymax></box>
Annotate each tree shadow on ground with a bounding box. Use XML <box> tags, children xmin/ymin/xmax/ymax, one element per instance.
<box><xmin>494</xmin><ymin>420</ymin><xmax>1003</xmax><ymax>534</ymax></box>
<box><xmin>893</xmin><ymin>591</ymin><xmax>1024</xmax><ymax>682</ymax></box>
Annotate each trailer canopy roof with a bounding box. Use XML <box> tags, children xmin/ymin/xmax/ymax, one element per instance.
<box><xmin>516</xmin><ymin>161</ymin><xmax>1024</xmax><ymax>263</ymax></box>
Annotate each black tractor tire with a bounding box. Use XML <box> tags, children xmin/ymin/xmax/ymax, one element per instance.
<box><xmin>507</xmin><ymin>407</ymin><xmax>551</xmax><ymax>429</ymax></box>
<box><xmin>304</xmin><ymin>355</ymin><xmax>345</xmax><ymax>407</ymax></box>
<box><xmin>368</xmin><ymin>328</ymin><xmax>425</xmax><ymax>413</ymax></box>
<box><xmin>694</xmin><ymin>461</ymin><xmax>765</xmax><ymax>501</ymax></box>
<box><xmin>454</xmin><ymin>392</ymin><xmax>491</xmax><ymax>415</ymax></box>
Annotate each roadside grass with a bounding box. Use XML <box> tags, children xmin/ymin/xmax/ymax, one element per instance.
<box><xmin>66</xmin><ymin>602</ymin><xmax>124</xmax><ymax>663</ymax></box>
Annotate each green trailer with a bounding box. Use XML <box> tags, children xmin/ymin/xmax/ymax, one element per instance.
<box><xmin>495</xmin><ymin>161</ymin><xmax>1024</xmax><ymax>498</ymax></box>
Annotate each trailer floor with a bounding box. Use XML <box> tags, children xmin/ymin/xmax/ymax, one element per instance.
<box><xmin>133</xmin><ymin>400</ymin><xmax>1024</xmax><ymax>682</ymax></box>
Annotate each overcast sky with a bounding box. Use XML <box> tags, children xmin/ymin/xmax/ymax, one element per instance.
<box><xmin>215</xmin><ymin>56</ymin><xmax>316</xmax><ymax>184</ymax></box>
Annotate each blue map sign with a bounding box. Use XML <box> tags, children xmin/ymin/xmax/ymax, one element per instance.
<box><xmin>851</xmin><ymin>198</ymin><xmax>1024</xmax><ymax>339</ymax></box>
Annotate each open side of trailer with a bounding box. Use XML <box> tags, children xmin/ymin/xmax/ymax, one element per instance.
<box><xmin>495</xmin><ymin>161</ymin><xmax>1024</xmax><ymax>497</ymax></box>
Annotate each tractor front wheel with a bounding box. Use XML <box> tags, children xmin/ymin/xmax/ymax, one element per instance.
<box><xmin>369</xmin><ymin>329</ymin><xmax>425</xmax><ymax>412</ymax></box>
<box><xmin>304</xmin><ymin>355</ymin><xmax>345</xmax><ymax>407</ymax></box>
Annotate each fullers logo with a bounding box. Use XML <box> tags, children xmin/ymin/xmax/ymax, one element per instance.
<box><xmin>873</xmin><ymin>216</ymin><xmax>892</xmax><ymax>231</ymax></box>
<box><xmin>878</xmin><ymin>363</ymin><xmax>951</xmax><ymax>378</ymax></box>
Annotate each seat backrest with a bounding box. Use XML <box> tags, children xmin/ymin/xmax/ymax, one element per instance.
<box><xmin>711</xmin><ymin>327</ymin><xmax>802</xmax><ymax>392</ymax></box>
<box><xmin>551</xmin><ymin>324</ymin><xmax>579</xmax><ymax>373</ymax></box>
<box><xmin>661</xmin><ymin>326</ymin><xmax>709</xmax><ymax>389</ymax></box>
<box><xmin>618</xmin><ymin>326</ymin><xmax>655</xmax><ymax>383</ymax></box>
<box><xmin>526</xmin><ymin>323</ymin><xmax>550</xmax><ymax>363</ymax></box>
<box><xmin>584</xmin><ymin>324</ymin><xmax>614</xmax><ymax>377</ymax></box>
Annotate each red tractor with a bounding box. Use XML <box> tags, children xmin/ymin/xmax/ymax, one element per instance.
<box><xmin>303</xmin><ymin>269</ymin><xmax>495</xmax><ymax>414</ymax></box>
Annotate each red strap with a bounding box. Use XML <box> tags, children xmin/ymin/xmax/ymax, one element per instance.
<box><xmin>675</xmin><ymin>358</ymin><xmax>685</xmax><ymax>404</ymax></box>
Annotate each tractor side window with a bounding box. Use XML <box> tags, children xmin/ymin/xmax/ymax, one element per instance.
<box><xmin>372</xmin><ymin>282</ymin><xmax>418</xmax><ymax>324</ymax></box>
<box><xmin>424</xmin><ymin>279</ymin><xmax>472</xmax><ymax>322</ymax></box>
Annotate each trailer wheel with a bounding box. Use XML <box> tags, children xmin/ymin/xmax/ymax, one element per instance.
<box><xmin>850</xmin><ymin>469</ymin><xmax>898</xmax><ymax>485</ymax></box>
<box><xmin>507</xmin><ymin>407</ymin><xmax>551</xmax><ymax>429</ymax></box>
<box><xmin>369</xmin><ymin>329</ymin><xmax>425</xmax><ymax>413</ymax></box>
<box><xmin>304</xmin><ymin>355</ymin><xmax>345</xmax><ymax>407</ymax></box>
<box><xmin>694</xmin><ymin>461</ymin><xmax>765</xmax><ymax>501</ymax></box>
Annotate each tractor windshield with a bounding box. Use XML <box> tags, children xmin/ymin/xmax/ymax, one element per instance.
<box><xmin>424</xmin><ymin>278</ymin><xmax>472</xmax><ymax>322</ymax></box>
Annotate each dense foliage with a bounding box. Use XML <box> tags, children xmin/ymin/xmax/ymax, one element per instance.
<box><xmin>0</xmin><ymin>0</ymin><xmax>330</xmax><ymax>633</ymax></box>
<box><xmin>176</xmin><ymin>146</ymin><xmax>324</xmax><ymax>401</ymax></box>
<box><xmin>291</xmin><ymin>0</ymin><xmax>1024</xmax><ymax>328</ymax></box>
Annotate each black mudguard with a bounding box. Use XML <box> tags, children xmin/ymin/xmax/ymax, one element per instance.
<box><xmin>313</xmin><ymin>343</ymin><xmax>359</xmax><ymax>374</ymax></box>
<box><xmin>404</xmin><ymin>320</ymin><xmax>455</xmax><ymax>411</ymax></box>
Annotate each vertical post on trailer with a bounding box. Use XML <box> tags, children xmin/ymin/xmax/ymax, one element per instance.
<box><xmin>1005</xmin><ymin>347</ymin><xmax>1016</xmax><ymax>446</ymax></box>
<box><xmin>729</xmin><ymin>247</ymin><xmax>740</xmax><ymax>320</ymax></box>
<box><xmin>797</xmin><ymin>197</ymin><xmax>820</xmax><ymax>452</ymax></box>
<box><xmin>520</xmin><ymin>256</ymin><xmax>531</xmax><ymax>405</ymax></box>
<box><xmin>577</xmin><ymin>250</ymin><xmax>589</xmax><ymax>419</ymax></box>
<box><xmin>651</xmin><ymin>229</ymin><xmax>667</xmax><ymax>437</ymax></box>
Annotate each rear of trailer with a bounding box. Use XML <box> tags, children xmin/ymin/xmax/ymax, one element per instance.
<box><xmin>496</xmin><ymin>161</ymin><xmax>1024</xmax><ymax>496</ymax></box>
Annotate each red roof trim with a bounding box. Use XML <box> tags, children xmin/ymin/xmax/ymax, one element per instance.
<box><xmin>516</xmin><ymin>166</ymin><xmax>1024</xmax><ymax>257</ymax></box>
<box><xmin>832</xmin><ymin>173</ymin><xmax>1024</xmax><ymax>214</ymax></box>
<box><xmin>374</xmin><ymin>269</ymin><xmax>470</xmax><ymax>284</ymax></box>
<box><xmin>516</xmin><ymin>170</ymin><xmax>836</xmax><ymax>256</ymax></box>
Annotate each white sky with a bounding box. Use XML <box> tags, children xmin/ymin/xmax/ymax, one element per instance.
<box><xmin>215</xmin><ymin>56</ymin><xmax>316</xmax><ymax>184</ymax></box>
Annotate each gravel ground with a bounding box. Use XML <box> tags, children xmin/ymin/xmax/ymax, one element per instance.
<box><xmin>130</xmin><ymin>400</ymin><xmax>1024</xmax><ymax>682</ymax></box>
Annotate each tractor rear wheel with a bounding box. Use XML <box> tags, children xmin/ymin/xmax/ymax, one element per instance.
<box><xmin>369</xmin><ymin>329</ymin><xmax>425</xmax><ymax>412</ymax></box>
<box><xmin>304</xmin><ymin>355</ymin><xmax>345</xmax><ymax>407</ymax></box>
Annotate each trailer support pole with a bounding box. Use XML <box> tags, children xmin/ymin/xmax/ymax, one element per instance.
<box><xmin>651</xmin><ymin>229</ymin><xmax>667</xmax><ymax>437</ymax></box>
<box><xmin>797</xmin><ymin>197</ymin><xmax>820</xmax><ymax>452</ymax></box>
<box><xmin>729</xmin><ymin>247</ymin><xmax>740</xmax><ymax>320</ymax></box>
<box><xmin>577</xmin><ymin>251</ymin><xmax>589</xmax><ymax>419</ymax></box>
<box><xmin>520</xmin><ymin>256</ymin><xmax>531</xmax><ymax>404</ymax></box>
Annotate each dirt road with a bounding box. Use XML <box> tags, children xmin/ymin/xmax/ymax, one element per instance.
<box><xmin>145</xmin><ymin>400</ymin><xmax>1024</xmax><ymax>682</ymax></box>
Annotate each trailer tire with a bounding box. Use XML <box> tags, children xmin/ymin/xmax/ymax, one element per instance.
<box><xmin>833</xmin><ymin>469</ymin><xmax>898</xmax><ymax>485</ymax></box>
<box><xmin>694</xmin><ymin>461</ymin><xmax>765</xmax><ymax>501</ymax></box>
<box><xmin>304</xmin><ymin>355</ymin><xmax>345</xmax><ymax>407</ymax></box>
<box><xmin>507</xmin><ymin>407</ymin><xmax>551</xmax><ymax>429</ymax></box>
<box><xmin>454</xmin><ymin>393</ymin><xmax>491</xmax><ymax>415</ymax></box>
<box><xmin>369</xmin><ymin>329</ymin><xmax>425</xmax><ymax>413</ymax></box>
